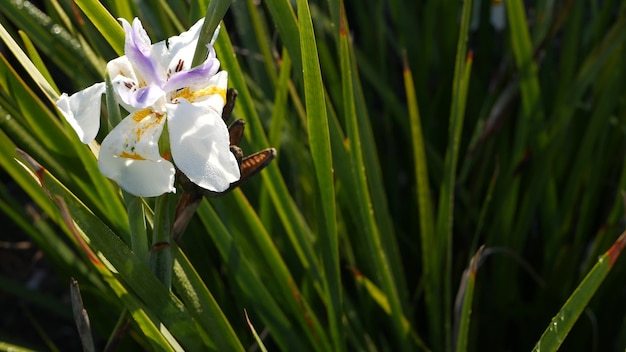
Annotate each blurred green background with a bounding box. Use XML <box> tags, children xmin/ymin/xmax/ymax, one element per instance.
<box><xmin>1</xmin><ymin>0</ymin><xmax>625</xmax><ymax>351</ymax></box>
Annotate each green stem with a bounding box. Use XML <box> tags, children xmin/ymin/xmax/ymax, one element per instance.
<box><xmin>150</xmin><ymin>193</ymin><xmax>175</xmax><ymax>290</ymax></box>
<box><xmin>192</xmin><ymin>0</ymin><xmax>232</xmax><ymax>67</ymax></box>
<box><xmin>123</xmin><ymin>191</ymin><xmax>148</xmax><ymax>265</ymax></box>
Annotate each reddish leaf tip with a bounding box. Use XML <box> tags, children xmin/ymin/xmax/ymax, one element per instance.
<box><xmin>346</xmin><ymin>266</ymin><xmax>363</xmax><ymax>279</ymax></box>
<box><xmin>402</xmin><ymin>50</ymin><xmax>410</xmax><ymax>73</ymax></box>
<box><xmin>469</xmin><ymin>245</ymin><xmax>485</xmax><ymax>278</ymax></box>
<box><xmin>16</xmin><ymin>149</ymin><xmax>46</xmax><ymax>184</ymax></box>
<box><xmin>340</xmin><ymin>3</ymin><xmax>347</xmax><ymax>37</ymax></box>
<box><xmin>607</xmin><ymin>230</ymin><xmax>626</xmax><ymax>268</ymax></box>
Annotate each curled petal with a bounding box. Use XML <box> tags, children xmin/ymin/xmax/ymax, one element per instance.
<box><xmin>108</xmin><ymin>56</ymin><xmax>166</xmax><ymax>111</ymax></box>
<box><xmin>208</xmin><ymin>24</ymin><xmax>221</xmax><ymax>46</ymax></box>
<box><xmin>163</xmin><ymin>58</ymin><xmax>220</xmax><ymax>94</ymax></box>
<box><xmin>107</xmin><ymin>56</ymin><xmax>138</xmax><ymax>109</ymax></box>
<box><xmin>56</xmin><ymin>82</ymin><xmax>105</xmax><ymax>143</ymax></box>
<box><xmin>167</xmin><ymin>100</ymin><xmax>240</xmax><ymax>192</ymax></box>
<box><xmin>98</xmin><ymin>110</ymin><xmax>175</xmax><ymax>197</ymax></box>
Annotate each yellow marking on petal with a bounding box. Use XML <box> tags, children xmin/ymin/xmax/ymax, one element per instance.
<box><xmin>132</xmin><ymin>108</ymin><xmax>154</xmax><ymax>122</ymax></box>
<box><xmin>172</xmin><ymin>86</ymin><xmax>226</xmax><ymax>104</ymax></box>
<box><xmin>171</xmin><ymin>87</ymin><xmax>192</xmax><ymax>101</ymax></box>
<box><xmin>196</xmin><ymin>86</ymin><xmax>227</xmax><ymax>102</ymax></box>
<box><xmin>121</xmin><ymin>111</ymin><xmax>166</xmax><ymax>160</ymax></box>
<box><xmin>120</xmin><ymin>151</ymin><xmax>146</xmax><ymax>160</ymax></box>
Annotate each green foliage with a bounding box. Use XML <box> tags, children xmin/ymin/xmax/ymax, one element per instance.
<box><xmin>1</xmin><ymin>0</ymin><xmax>626</xmax><ymax>351</ymax></box>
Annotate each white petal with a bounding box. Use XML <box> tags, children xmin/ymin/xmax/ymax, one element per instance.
<box><xmin>107</xmin><ymin>57</ymin><xmax>139</xmax><ymax>110</ymax></box>
<box><xmin>98</xmin><ymin>110</ymin><xmax>176</xmax><ymax>197</ymax></box>
<box><xmin>98</xmin><ymin>150</ymin><xmax>176</xmax><ymax>197</ymax></box>
<box><xmin>208</xmin><ymin>24</ymin><xmax>221</xmax><ymax>46</ymax></box>
<box><xmin>163</xmin><ymin>18</ymin><xmax>206</xmax><ymax>72</ymax></box>
<box><xmin>167</xmin><ymin>100</ymin><xmax>240</xmax><ymax>192</ymax></box>
<box><xmin>147</xmin><ymin>18</ymin><xmax>206</xmax><ymax>83</ymax></box>
<box><xmin>181</xmin><ymin>71</ymin><xmax>228</xmax><ymax>112</ymax></box>
<box><xmin>56</xmin><ymin>82</ymin><xmax>105</xmax><ymax>143</ymax></box>
<box><xmin>102</xmin><ymin>109</ymin><xmax>167</xmax><ymax>161</ymax></box>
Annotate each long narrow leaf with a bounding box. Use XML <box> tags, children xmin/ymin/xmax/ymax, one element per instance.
<box><xmin>73</xmin><ymin>0</ymin><xmax>125</xmax><ymax>55</ymax></box>
<box><xmin>338</xmin><ymin>9</ymin><xmax>408</xmax><ymax>349</ymax></box>
<box><xmin>296</xmin><ymin>1</ymin><xmax>341</xmax><ymax>350</ymax></box>
<box><xmin>434</xmin><ymin>0</ymin><xmax>474</xmax><ymax>348</ymax></box>
<box><xmin>172</xmin><ymin>247</ymin><xmax>245</xmax><ymax>352</ymax></box>
<box><xmin>533</xmin><ymin>230</ymin><xmax>626</xmax><ymax>351</ymax></box>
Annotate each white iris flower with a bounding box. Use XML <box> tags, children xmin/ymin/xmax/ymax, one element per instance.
<box><xmin>56</xmin><ymin>18</ymin><xmax>241</xmax><ymax>197</ymax></box>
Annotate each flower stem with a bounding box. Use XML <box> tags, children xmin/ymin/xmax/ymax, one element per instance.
<box><xmin>123</xmin><ymin>191</ymin><xmax>148</xmax><ymax>265</ymax></box>
<box><xmin>104</xmin><ymin>73</ymin><xmax>122</xmax><ymax>129</ymax></box>
<box><xmin>150</xmin><ymin>193</ymin><xmax>175</xmax><ymax>290</ymax></box>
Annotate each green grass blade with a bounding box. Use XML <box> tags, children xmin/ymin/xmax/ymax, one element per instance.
<box><xmin>434</xmin><ymin>0</ymin><xmax>474</xmax><ymax>348</ymax></box>
<box><xmin>348</xmin><ymin>31</ymin><xmax>410</xmax><ymax>317</ymax></box>
<box><xmin>263</xmin><ymin>0</ymin><xmax>301</xmax><ymax>73</ymax></box>
<box><xmin>195</xmin><ymin>199</ymin><xmax>329</xmax><ymax>351</ymax></box>
<box><xmin>0</xmin><ymin>56</ymin><xmax>68</xmax><ymax>154</ymax></box>
<box><xmin>506</xmin><ymin>0</ymin><xmax>545</xmax><ymax>157</ymax></box>
<box><xmin>214</xmin><ymin>23</ymin><xmax>324</xmax><ymax>300</ymax></box>
<box><xmin>268</xmin><ymin>48</ymin><xmax>291</xmax><ymax>150</ymax></box>
<box><xmin>69</xmin><ymin>279</ymin><xmax>96</xmax><ymax>352</ymax></box>
<box><xmin>16</xmin><ymin>157</ymin><xmax>209</xmax><ymax>350</ymax></box>
<box><xmin>191</xmin><ymin>0</ymin><xmax>231</xmax><ymax>67</ymax></box>
<box><xmin>0</xmin><ymin>342</ymin><xmax>37</xmax><ymax>352</ymax></box>
<box><xmin>338</xmin><ymin>12</ymin><xmax>408</xmax><ymax>349</ymax></box>
<box><xmin>296</xmin><ymin>1</ymin><xmax>341</xmax><ymax>350</ymax></box>
<box><xmin>0</xmin><ymin>1</ymin><xmax>102</xmax><ymax>84</ymax></box>
<box><xmin>244</xmin><ymin>310</ymin><xmax>269</xmax><ymax>352</ymax></box>
<box><xmin>55</xmin><ymin>200</ymin><xmax>181</xmax><ymax>352</ymax></box>
<box><xmin>228</xmin><ymin>190</ymin><xmax>331</xmax><ymax>349</ymax></box>
<box><xmin>17</xmin><ymin>31</ymin><xmax>59</xmax><ymax>93</ymax></box>
<box><xmin>73</xmin><ymin>0</ymin><xmax>125</xmax><ymax>55</ymax></box>
<box><xmin>351</xmin><ymin>270</ymin><xmax>410</xmax><ymax>334</ymax></box>
<box><xmin>172</xmin><ymin>247</ymin><xmax>245</xmax><ymax>352</ymax></box>
<box><xmin>403</xmin><ymin>50</ymin><xmax>437</xmax><ymax>343</ymax></box>
<box><xmin>0</xmin><ymin>23</ymin><xmax>58</xmax><ymax>100</ymax></box>
<box><xmin>454</xmin><ymin>246</ymin><xmax>483</xmax><ymax>352</ymax></box>
<box><xmin>109</xmin><ymin>0</ymin><xmax>136</xmax><ymax>23</ymax></box>
<box><xmin>0</xmin><ymin>56</ymin><xmax>129</xmax><ymax>237</ymax></box>
<box><xmin>532</xmin><ymin>231</ymin><xmax>626</xmax><ymax>351</ymax></box>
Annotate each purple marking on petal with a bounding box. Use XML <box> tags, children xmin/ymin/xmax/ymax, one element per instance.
<box><xmin>163</xmin><ymin>58</ymin><xmax>220</xmax><ymax>93</ymax></box>
<box><xmin>131</xmin><ymin>85</ymin><xmax>166</xmax><ymax>109</ymax></box>
<box><xmin>120</xmin><ymin>18</ymin><xmax>164</xmax><ymax>87</ymax></box>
